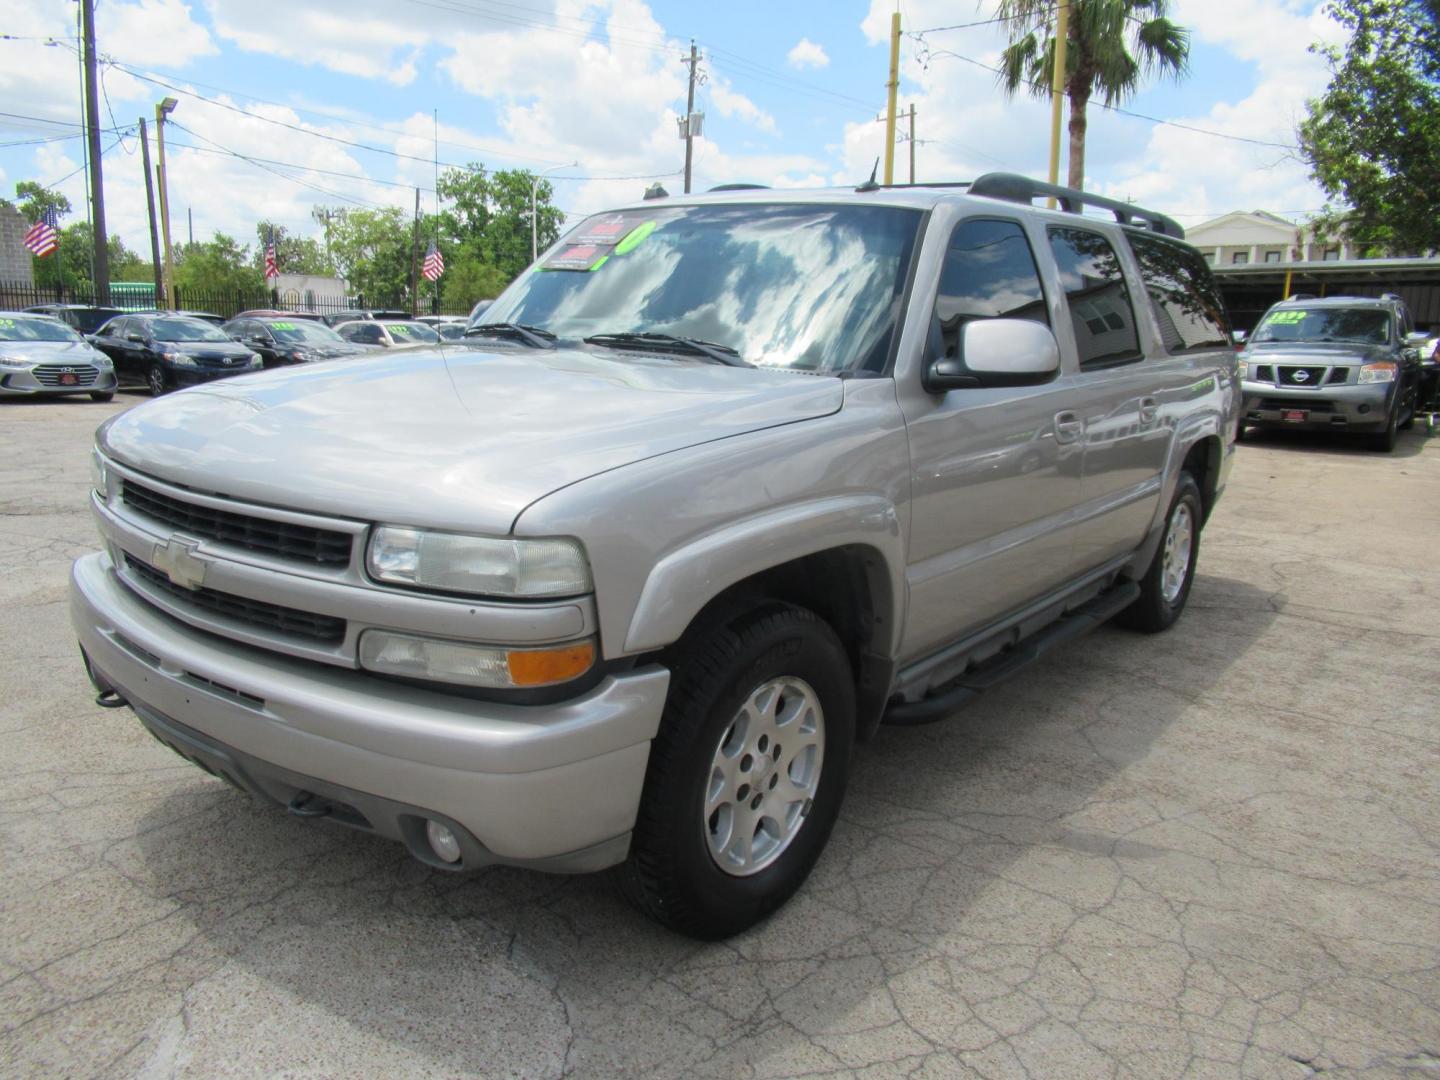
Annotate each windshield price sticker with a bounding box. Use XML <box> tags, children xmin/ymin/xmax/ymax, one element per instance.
<box><xmin>545</xmin><ymin>243</ymin><xmax>608</xmax><ymax>271</ymax></box>
<box><xmin>0</xmin><ymin>318</ymin><xmax>14</xmax><ymax>329</ymax></box>
<box><xmin>542</xmin><ymin>211</ymin><xmax>667</xmax><ymax>271</ymax></box>
<box><xmin>571</xmin><ymin>213</ymin><xmax>643</xmax><ymax>246</ymax></box>
<box><xmin>1267</xmin><ymin>311</ymin><xmax>1306</xmax><ymax>324</ymax></box>
<box><xmin>271</xmin><ymin>321</ymin><xmax>297</xmax><ymax>330</ymax></box>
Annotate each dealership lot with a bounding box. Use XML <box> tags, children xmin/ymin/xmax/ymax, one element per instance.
<box><xmin>1</xmin><ymin>396</ymin><xmax>1436</xmax><ymax>1078</ymax></box>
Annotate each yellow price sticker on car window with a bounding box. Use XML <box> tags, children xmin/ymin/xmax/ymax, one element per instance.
<box><xmin>1266</xmin><ymin>311</ymin><xmax>1305</xmax><ymax>324</ymax></box>
<box><xmin>0</xmin><ymin>318</ymin><xmax>15</xmax><ymax>328</ymax></box>
<box><xmin>271</xmin><ymin>321</ymin><xmax>297</xmax><ymax>330</ymax></box>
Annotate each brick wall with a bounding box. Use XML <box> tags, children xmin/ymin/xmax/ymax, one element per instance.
<box><xmin>0</xmin><ymin>204</ymin><xmax>36</xmax><ymax>285</ymax></box>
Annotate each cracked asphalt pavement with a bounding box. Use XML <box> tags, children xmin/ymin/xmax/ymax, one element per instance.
<box><xmin>2</xmin><ymin>395</ymin><xmax>1437</xmax><ymax>1079</ymax></box>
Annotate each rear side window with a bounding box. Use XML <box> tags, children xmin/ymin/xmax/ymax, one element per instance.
<box><xmin>932</xmin><ymin>218</ymin><xmax>1048</xmax><ymax>361</ymax></box>
<box><xmin>1126</xmin><ymin>233</ymin><xmax>1230</xmax><ymax>352</ymax></box>
<box><xmin>1047</xmin><ymin>226</ymin><xmax>1140</xmax><ymax>369</ymax></box>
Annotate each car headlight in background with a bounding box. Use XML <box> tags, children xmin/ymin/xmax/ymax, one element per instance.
<box><xmin>1358</xmin><ymin>362</ymin><xmax>1397</xmax><ymax>384</ymax></box>
<box><xmin>91</xmin><ymin>353</ymin><xmax>112</xmax><ymax>367</ymax></box>
<box><xmin>358</xmin><ymin>631</ymin><xmax>596</xmax><ymax>689</ymax></box>
<box><xmin>1236</xmin><ymin>360</ymin><xmax>1249</xmax><ymax>380</ymax></box>
<box><xmin>0</xmin><ymin>354</ymin><xmax>32</xmax><ymax>368</ymax></box>
<box><xmin>367</xmin><ymin>526</ymin><xmax>592</xmax><ymax>598</ymax></box>
<box><xmin>161</xmin><ymin>351</ymin><xmax>197</xmax><ymax>367</ymax></box>
<box><xmin>90</xmin><ymin>448</ymin><xmax>108</xmax><ymax>501</ymax></box>
<box><xmin>247</xmin><ymin>353</ymin><xmax>263</xmax><ymax>368</ymax></box>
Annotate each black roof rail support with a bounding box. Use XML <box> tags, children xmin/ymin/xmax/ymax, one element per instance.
<box><xmin>968</xmin><ymin>172</ymin><xmax>1185</xmax><ymax>239</ymax></box>
<box><xmin>709</xmin><ymin>183</ymin><xmax>770</xmax><ymax>192</ymax></box>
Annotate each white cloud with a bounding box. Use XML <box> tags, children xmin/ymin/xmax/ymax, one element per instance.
<box><xmin>787</xmin><ymin>38</ymin><xmax>830</xmax><ymax>70</ymax></box>
<box><xmin>100</xmin><ymin>0</ymin><xmax>218</xmax><ymax>66</ymax></box>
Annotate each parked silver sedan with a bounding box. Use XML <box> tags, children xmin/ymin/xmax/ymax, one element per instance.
<box><xmin>0</xmin><ymin>312</ymin><xmax>118</xmax><ymax>402</ymax></box>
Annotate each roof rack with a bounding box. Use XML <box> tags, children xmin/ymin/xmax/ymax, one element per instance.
<box><xmin>967</xmin><ymin>172</ymin><xmax>1185</xmax><ymax>239</ymax></box>
<box><xmin>709</xmin><ymin>183</ymin><xmax>769</xmax><ymax>192</ymax></box>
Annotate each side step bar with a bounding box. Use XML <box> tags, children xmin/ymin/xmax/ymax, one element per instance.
<box><xmin>883</xmin><ymin>580</ymin><xmax>1141</xmax><ymax>726</ymax></box>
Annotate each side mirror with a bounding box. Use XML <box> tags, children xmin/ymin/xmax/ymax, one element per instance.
<box><xmin>1405</xmin><ymin>331</ymin><xmax>1430</xmax><ymax>347</ymax></box>
<box><xmin>924</xmin><ymin>319</ymin><xmax>1060</xmax><ymax>393</ymax></box>
<box><xmin>1231</xmin><ymin>329</ymin><xmax>1248</xmax><ymax>345</ymax></box>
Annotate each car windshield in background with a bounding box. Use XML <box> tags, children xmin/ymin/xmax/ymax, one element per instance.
<box><xmin>0</xmin><ymin>316</ymin><xmax>80</xmax><ymax>342</ymax></box>
<box><xmin>268</xmin><ymin>321</ymin><xmax>346</xmax><ymax>344</ymax></box>
<box><xmin>480</xmin><ymin>203</ymin><xmax>923</xmax><ymax>374</ymax></box>
<box><xmin>1252</xmin><ymin>308</ymin><xmax>1390</xmax><ymax>345</ymax></box>
<box><xmin>385</xmin><ymin>322</ymin><xmax>441</xmax><ymax>343</ymax></box>
<box><xmin>150</xmin><ymin>318</ymin><xmax>232</xmax><ymax>343</ymax></box>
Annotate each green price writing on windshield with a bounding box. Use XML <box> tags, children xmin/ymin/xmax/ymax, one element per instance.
<box><xmin>271</xmin><ymin>321</ymin><xmax>297</xmax><ymax>330</ymax></box>
<box><xmin>1266</xmin><ymin>311</ymin><xmax>1305</xmax><ymax>324</ymax></box>
<box><xmin>0</xmin><ymin>318</ymin><xmax>15</xmax><ymax>329</ymax></box>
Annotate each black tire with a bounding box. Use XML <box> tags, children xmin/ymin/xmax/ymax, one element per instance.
<box><xmin>146</xmin><ymin>363</ymin><xmax>168</xmax><ymax>397</ymax></box>
<box><xmin>89</xmin><ymin>391</ymin><xmax>114</xmax><ymax>403</ymax></box>
<box><xmin>617</xmin><ymin>602</ymin><xmax>855</xmax><ymax>939</ymax></box>
<box><xmin>1116</xmin><ymin>472</ymin><xmax>1203</xmax><ymax>634</ymax></box>
<box><xmin>1370</xmin><ymin>398</ymin><xmax>1399</xmax><ymax>451</ymax></box>
<box><xmin>1398</xmin><ymin>386</ymin><xmax>1415</xmax><ymax>430</ymax></box>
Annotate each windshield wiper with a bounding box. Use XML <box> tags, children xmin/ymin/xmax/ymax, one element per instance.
<box><xmin>463</xmin><ymin>322</ymin><xmax>557</xmax><ymax>349</ymax></box>
<box><xmin>583</xmin><ymin>332</ymin><xmax>753</xmax><ymax>368</ymax></box>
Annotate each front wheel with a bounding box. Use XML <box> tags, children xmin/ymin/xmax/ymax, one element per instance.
<box><xmin>1117</xmin><ymin>473</ymin><xmax>1202</xmax><ymax>633</ymax></box>
<box><xmin>146</xmin><ymin>363</ymin><xmax>168</xmax><ymax>397</ymax></box>
<box><xmin>1370</xmin><ymin>398</ymin><xmax>1399</xmax><ymax>452</ymax></box>
<box><xmin>617</xmin><ymin>602</ymin><xmax>855</xmax><ymax>939</ymax></box>
<box><xmin>89</xmin><ymin>391</ymin><xmax>114</xmax><ymax>402</ymax></box>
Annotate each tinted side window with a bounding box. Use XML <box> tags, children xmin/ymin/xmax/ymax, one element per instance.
<box><xmin>1126</xmin><ymin>233</ymin><xmax>1230</xmax><ymax>353</ymax></box>
<box><xmin>932</xmin><ymin>218</ymin><xmax>1048</xmax><ymax>361</ymax></box>
<box><xmin>1047</xmin><ymin>227</ymin><xmax>1140</xmax><ymax>368</ymax></box>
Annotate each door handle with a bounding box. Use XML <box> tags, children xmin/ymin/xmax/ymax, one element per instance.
<box><xmin>1054</xmin><ymin>411</ymin><xmax>1084</xmax><ymax>444</ymax></box>
<box><xmin>1139</xmin><ymin>396</ymin><xmax>1160</xmax><ymax>424</ymax></box>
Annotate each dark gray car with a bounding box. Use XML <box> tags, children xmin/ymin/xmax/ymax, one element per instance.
<box><xmin>1238</xmin><ymin>295</ymin><xmax>1425</xmax><ymax>451</ymax></box>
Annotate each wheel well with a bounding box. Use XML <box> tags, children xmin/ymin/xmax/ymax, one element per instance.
<box><xmin>1181</xmin><ymin>436</ymin><xmax>1221</xmax><ymax>524</ymax></box>
<box><xmin>670</xmin><ymin>546</ymin><xmax>896</xmax><ymax>741</ymax></box>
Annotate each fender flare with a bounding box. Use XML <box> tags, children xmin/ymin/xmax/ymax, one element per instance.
<box><xmin>622</xmin><ymin>494</ymin><xmax>906</xmax><ymax>656</ymax></box>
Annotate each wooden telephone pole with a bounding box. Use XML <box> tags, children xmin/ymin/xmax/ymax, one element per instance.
<box><xmin>80</xmin><ymin>0</ymin><xmax>110</xmax><ymax>303</ymax></box>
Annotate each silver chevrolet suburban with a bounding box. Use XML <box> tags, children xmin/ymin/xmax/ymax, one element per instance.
<box><xmin>72</xmin><ymin>174</ymin><xmax>1238</xmax><ymax>938</ymax></box>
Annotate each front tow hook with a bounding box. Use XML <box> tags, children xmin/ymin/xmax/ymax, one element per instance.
<box><xmin>94</xmin><ymin>689</ymin><xmax>128</xmax><ymax>709</ymax></box>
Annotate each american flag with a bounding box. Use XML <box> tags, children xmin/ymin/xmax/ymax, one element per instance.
<box><xmin>23</xmin><ymin>207</ymin><xmax>59</xmax><ymax>258</ymax></box>
<box><xmin>422</xmin><ymin>239</ymin><xmax>444</xmax><ymax>282</ymax></box>
<box><xmin>263</xmin><ymin>228</ymin><xmax>279</xmax><ymax>280</ymax></box>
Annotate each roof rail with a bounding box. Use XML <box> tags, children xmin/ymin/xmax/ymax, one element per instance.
<box><xmin>709</xmin><ymin>183</ymin><xmax>769</xmax><ymax>192</ymax></box>
<box><xmin>968</xmin><ymin>172</ymin><xmax>1185</xmax><ymax>239</ymax></box>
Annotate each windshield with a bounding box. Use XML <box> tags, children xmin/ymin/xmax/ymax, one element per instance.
<box><xmin>1252</xmin><ymin>307</ymin><xmax>1390</xmax><ymax>345</ymax></box>
<box><xmin>149</xmin><ymin>317</ymin><xmax>231</xmax><ymax>343</ymax></box>
<box><xmin>266</xmin><ymin>321</ymin><xmax>346</xmax><ymax>345</ymax></box>
<box><xmin>0</xmin><ymin>315</ymin><xmax>81</xmax><ymax>342</ymax></box>
<box><xmin>480</xmin><ymin>202</ymin><xmax>923</xmax><ymax>373</ymax></box>
<box><xmin>384</xmin><ymin>321</ymin><xmax>441</xmax><ymax>343</ymax></box>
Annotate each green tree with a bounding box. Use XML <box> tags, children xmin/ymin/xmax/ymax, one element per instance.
<box><xmin>435</xmin><ymin>164</ymin><xmax>564</xmax><ymax>281</ymax></box>
<box><xmin>324</xmin><ymin>206</ymin><xmax>412</xmax><ymax>300</ymax></box>
<box><xmin>997</xmin><ymin>0</ymin><xmax>1190</xmax><ymax>189</ymax></box>
<box><xmin>1298</xmin><ymin>0</ymin><xmax>1440</xmax><ymax>255</ymax></box>
<box><xmin>254</xmin><ymin>220</ymin><xmax>334</xmax><ymax>277</ymax></box>
<box><xmin>441</xmin><ymin>249</ymin><xmax>510</xmax><ymax>310</ymax></box>
<box><xmin>14</xmin><ymin>181</ymin><xmax>72</xmax><ymax>224</ymax></box>
<box><xmin>173</xmin><ymin>232</ymin><xmax>264</xmax><ymax>294</ymax></box>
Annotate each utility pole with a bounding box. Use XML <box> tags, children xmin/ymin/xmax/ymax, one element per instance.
<box><xmin>139</xmin><ymin>118</ymin><xmax>162</xmax><ymax>302</ymax></box>
<box><xmin>80</xmin><ymin>0</ymin><xmax>110</xmax><ymax>303</ymax></box>
<box><xmin>187</xmin><ymin>207</ymin><xmax>193</xmax><ymax>247</ymax></box>
<box><xmin>410</xmin><ymin>187</ymin><xmax>421</xmax><ymax>315</ymax></box>
<box><xmin>908</xmin><ymin>104</ymin><xmax>916</xmax><ymax>184</ymax></box>
<box><xmin>155</xmin><ymin>97</ymin><xmax>178</xmax><ymax>310</ymax></box>
<box><xmin>681</xmin><ymin>40</ymin><xmax>701</xmax><ymax>194</ymax></box>
<box><xmin>1047</xmin><ymin>0</ymin><xmax>1071</xmax><ymax>200</ymax></box>
<box><xmin>882</xmin><ymin>12</ymin><xmax>901</xmax><ymax>185</ymax></box>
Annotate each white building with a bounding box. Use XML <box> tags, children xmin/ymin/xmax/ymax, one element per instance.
<box><xmin>1186</xmin><ymin>211</ymin><xmax>1353</xmax><ymax>267</ymax></box>
<box><xmin>272</xmin><ymin>273</ymin><xmax>349</xmax><ymax>312</ymax></box>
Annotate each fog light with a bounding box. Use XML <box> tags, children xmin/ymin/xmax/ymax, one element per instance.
<box><xmin>426</xmin><ymin>820</ymin><xmax>462</xmax><ymax>863</ymax></box>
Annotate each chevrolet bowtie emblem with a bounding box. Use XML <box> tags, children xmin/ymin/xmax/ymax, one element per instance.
<box><xmin>152</xmin><ymin>536</ymin><xmax>208</xmax><ymax>590</ymax></box>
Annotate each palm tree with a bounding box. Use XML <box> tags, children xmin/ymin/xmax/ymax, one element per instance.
<box><xmin>998</xmin><ymin>0</ymin><xmax>1190</xmax><ymax>190</ymax></box>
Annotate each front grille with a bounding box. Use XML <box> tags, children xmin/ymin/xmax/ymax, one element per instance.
<box><xmin>32</xmin><ymin>363</ymin><xmax>99</xmax><ymax>387</ymax></box>
<box><xmin>1325</xmin><ymin>368</ymin><xmax>1350</xmax><ymax>384</ymax></box>
<box><xmin>1257</xmin><ymin>397</ymin><xmax>1339</xmax><ymax>413</ymax></box>
<box><xmin>1278</xmin><ymin>366</ymin><xmax>1326</xmax><ymax>387</ymax></box>
<box><xmin>120</xmin><ymin>479</ymin><xmax>352</xmax><ymax>566</ymax></box>
<box><xmin>1254</xmin><ymin>365</ymin><xmax>1276</xmax><ymax>382</ymax></box>
<box><xmin>124</xmin><ymin>554</ymin><xmax>346</xmax><ymax>644</ymax></box>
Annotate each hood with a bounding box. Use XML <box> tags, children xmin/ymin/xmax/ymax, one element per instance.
<box><xmin>159</xmin><ymin>339</ymin><xmax>254</xmax><ymax>359</ymax></box>
<box><xmin>99</xmin><ymin>344</ymin><xmax>843</xmax><ymax>534</ymax></box>
<box><xmin>1242</xmin><ymin>341</ymin><xmax>1392</xmax><ymax>366</ymax></box>
<box><xmin>0</xmin><ymin>339</ymin><xmax>107</xmax><ymax>364</ymax></box>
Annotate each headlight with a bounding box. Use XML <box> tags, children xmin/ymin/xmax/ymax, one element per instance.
<box><xmin>90</xmin><ymin>448</ymin><xmax>108</xmax><ymax>501</ymax></box>
<box><xmin>358</xmin><ymin>631</ymin><xmax>596</xmax><ymax>689</ymax></box>
<box><xmin>1358</xmin><ymin>362</ymin><xmax>1396</xmax><ymax>384</ymax></box>
<box><xmin>0</xmin><ymin>354</ymin><xmax>31</xmax><ymax>368</ymax></box>
<box><xmin>91</xmin><ymin>353</ymin><xmax>112</xmax><ymax>367</ymax></box>
<box><xmin>162</xmin><ymin>351</ymin><xmax>197</xmax><ymax>367</ymax></box>
<box><xmin>1236</xmin><ymin>360</ymin><xmax>1249</xmax><ymax>380</ymax></box>
<box><xmin>248</xmin><ymin>353</ymin><xmax>263</xmax><ymax>368</ymax></box>
<box><xmin>367</xmin><ymin>526</ymin><xmax>592</xmax><ymax>598</ymax></box>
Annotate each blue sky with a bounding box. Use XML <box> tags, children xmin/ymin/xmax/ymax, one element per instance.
<box><xmin>1</xmin><ymin>0</ymin><xmax>1343</xmax><ymax>255</ymax></box>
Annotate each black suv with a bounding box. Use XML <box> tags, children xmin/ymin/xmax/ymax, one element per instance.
<box><xmin>1237</xmin><ymin>295</ymin><xmax>1426</xmax><ymax>451</ymax></box>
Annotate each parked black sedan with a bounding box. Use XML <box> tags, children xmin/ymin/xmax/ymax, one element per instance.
<box><xmin>221</xmin><ymin>316</ymin><xmax>370</xmax><ymax>368</ymax></box>
<box><xmin>89</xmin><ymin>313</ymin><xmax>262</xmax><ymax>395</ymax></box>
<box><xmin>25</xmin><ymin>304</ymin><xmax>127</xmax><ymax>335</ymax></box>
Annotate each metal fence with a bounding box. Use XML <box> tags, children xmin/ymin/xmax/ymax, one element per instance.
<box><xmin>0</xmin><ymin>281</ymin><xmax>475</xmax><ymax>320</ymax></box>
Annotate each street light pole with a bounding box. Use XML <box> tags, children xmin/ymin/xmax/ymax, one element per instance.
<box><xmin>531</xmin><ymin>162</ymin><xmax>577</xmax><ymax>263</ymax></box>
<box><xmin>155</xmin><ymin>97</ymin><xmax>178</xmax><ymax>310</ymax></box>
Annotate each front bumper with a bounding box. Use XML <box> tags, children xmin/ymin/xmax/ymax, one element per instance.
<box><xmin>171</xmin><ymin>365</ymin><xmax>258</xmax><ymax>388</ymax></box>
<box><xmin>1240</xmin><ymin>378</ymin><xmax>1394</xmax><ymax>432</ymax></box>
<box><xmin>71</xmin><ymin>551</ymin><xmax>669</xmax><ymax>872</ymax></box>
<box><xmin>0</xmin><ymin>366</ymin><xmax>116</xmax><ymax>396</ymax></box>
